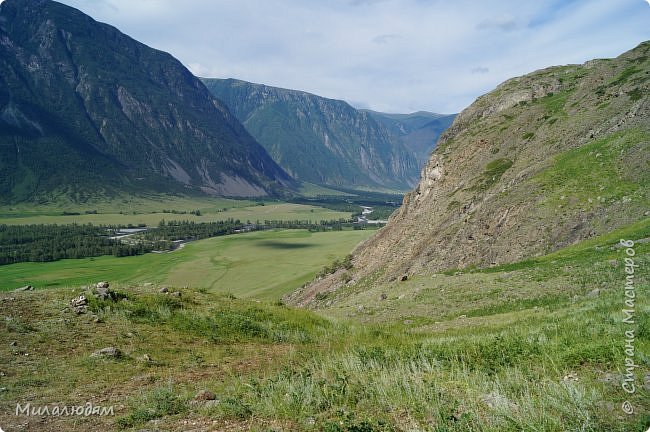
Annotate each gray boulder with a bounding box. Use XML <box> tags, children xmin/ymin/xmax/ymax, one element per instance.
<box><xmin>91</xmin><ymin>347</ymin><xmax>122</xmax><ymax>358</ymax></box>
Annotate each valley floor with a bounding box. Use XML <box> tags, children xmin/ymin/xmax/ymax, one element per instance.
<box><xmin>0</xmin><ymin>220</ymin><xmax>648</xmax><ymax>431</ymax></box>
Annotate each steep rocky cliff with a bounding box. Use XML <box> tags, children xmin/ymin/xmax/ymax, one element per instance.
<box><xmin>290</xmin><ymin>41</ymin><xmax>649</xmax><ymax>306</ymax></box>
<box><xmin>202</xmin><ymin>78</ymin><xmax>419</xmax><ymax>191</ymax></box>
<box><xmin>363</xmin><ymin>110</ymin><xmax>456</xmax><ymax>167</ymax></box>
<box><xmin>0</xmin><ymin>0</ymin><xmax>292</xmax><ymax>202</ymax></box>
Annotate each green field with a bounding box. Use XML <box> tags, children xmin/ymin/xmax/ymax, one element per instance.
<box><xmin>0</xmin><ymin>223</ymin><xmax>647</xmax><ymax>431</ymax></box>
<box><xmin>0</xmin><ymin>229</ymin><xmax>374</xmax><ymax>299</ymax></box>
<box><xmin>0</xmin><ymin>193</ymin><xmax>354</xmax><ymax>226</ymax></box>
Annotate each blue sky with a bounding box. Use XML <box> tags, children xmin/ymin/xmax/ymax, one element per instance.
<box><xmin>50</xmin><ymin>0</ymin><xmax>650</xmax><ymax>113</ymax></box>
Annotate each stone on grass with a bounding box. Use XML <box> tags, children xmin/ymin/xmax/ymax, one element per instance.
<box><xmin>587</xmin><ymin>288</ymin><xmax>600</xmax><ymax>298</ymax></box>
<box><xmin>94</xmin><ymin>284</ymin><xmax>117</xmax><ymax>301</ymax></box>
<box><xmin>91</xmin><ymin>347</ymin><xmax>122</xmax><ymax>359</ymax></box>
<box><xmin>70</xmin><ymin>295</ymin><xmax>89</xmax><ymax>314</ymax></box>
<box><xmin>15</xmin><ymin>285</ymin><xmax>34</xmax><ymax>292</ymax></box>
<box><xmin>194</xmin><ymin>390</ymin><xmax>217</xmax><ymax>401</ymax></box>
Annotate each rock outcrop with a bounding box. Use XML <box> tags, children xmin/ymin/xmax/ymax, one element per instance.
<box><xmin>290</xmin><ymin>41</ymin><xmax>650</xmax><ymax>307</ymax></box>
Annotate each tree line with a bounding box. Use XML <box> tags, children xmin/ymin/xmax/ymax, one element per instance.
<box><xmin>0</xmin><ymin>224</ymin><xmax>166</xmax><ymax>265</ymax></box>
<box><xmin>0</xmin><ymin>218</ymin><xmax>370</xmax><ymax>265</ymax></box>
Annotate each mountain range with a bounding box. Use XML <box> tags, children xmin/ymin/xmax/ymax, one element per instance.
<box><xmin>203</xmin><ymin>79</ymin><xmax>421</xmax><ymax>190</ymax></box>
<box><xmin>203</xmin><ymin>78</ymin><xmax>451</xmax><ymax>191</ymax></box>
<box><xmin>362</xmin><ymin>110</ymin><xmax>456</xmax><ymax>167</ymax></box>
<box><xmin>0</xmin><ymin>0</ymin><xmax>454</xmax><ymax>203</ymax></box>
<box><xmin>0</xmin><ymin>0</ymin><xmax>293</xmax><ymax>203</ymax></box>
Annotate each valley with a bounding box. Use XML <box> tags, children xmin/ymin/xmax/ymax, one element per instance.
<box><xmin>0</xmin><ymin>229</ymin><xmax>375</xmax><ymax>299</ymax></box>
<box><xmin>0</xmin><ymin>0</ymin><xmax>648</xmax><ymax>431</ymax></box>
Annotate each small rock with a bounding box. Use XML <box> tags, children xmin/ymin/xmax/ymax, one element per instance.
<box><xmin>194</xmin><ymin>390</ymin><xmax>217</xmax><ymax>401</ymax></box>
<box><xmin>171</xmin><ymin>291</ymin><xmax>181</xmax><ymax>297</ymax></box>
<box><xmin>139</xmin><ymin>354</ymin><xmax>153</xmax><ymax>362</ymax></box>
<box><xmin>587</xmin><ymin>288</ymin><xmax>600</xmax><ymax>298</ymax></box>
<box><xmin>380</xmin><ymin>293</ymin><xmax>387</xmax><ymax>300</ymax></box>
<box><xmin>397</xmin><ymin>294</ymin><xmax>405</xmax><ymax>300</ymax></box>
<box><xmin>10</xmin><ymin>341</ymin><xmax>17</xmax><ymax>347</ymax></box>
<box><xmin>91</xmin><ymin>347</ymin><xmax>122</xmax><ymax>358</ymax></box>
<box><xmin>14</xmin><ymin>285</ymin><xmax>33</xmax><ymax>292</ymax></box>
<box><xmin>403</xmin><ymin>320</ymin><xmax>413</xmax><ymax>325</ymax></box>
<box><xmin>143</xmin><ymin>282</ymin><xmax>153</xmax><ymax>287</ymax></box>
<box><xmin>70</xmin><ymin>295</ymin><xmax>88</xmax><ymax>307</ymax></box>
<box><xmin>457</xmin><ymin>315</ymin><xmax>467</xmax><ymax>320</ymax></box>
<box><xmin>400</xmin><ymin>274</ymin><xmax>408</xmax><ymax>282</ymax></box>
<box><xmin>70</xmin><ymin>295</ymin><xmax>89</xmax><ymax>314</ymax></box>
<box><xmin>562</xmin><ymin>372</ymin><xmax>579</xmax><ymax>382</ymax></box>
<box><xmin>159</xmin><ymin>287</ymin><xmax>169</xmax><ymax>294</ymax></box>
<box><xmin>96</xmin><ymin>281</ymin><xmax>109</xmax><ymax>289</ymax></box>
<box><xmin>94</xmin><ymin>285</ymin><xmax>116</xmax><ymax>301</ymax></box>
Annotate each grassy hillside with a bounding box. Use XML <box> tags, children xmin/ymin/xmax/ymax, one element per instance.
<box><xmin>0</xmin><ymin>229</ymin><xmax>374</xmax><ymax>299</ymax></box>
<box><xmin>299</xmin><ymin>42</ymin><xmax>649</xmax><ymax>303</ymax></box>
<box><xmin>0</xmin><ymin>226</ymin><xmax>647</xmax><ymax>431</ymax></box>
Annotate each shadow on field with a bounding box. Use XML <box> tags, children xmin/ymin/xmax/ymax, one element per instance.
<box><xmin>256</xmin><ymin>241</ymin><xmax>315</xmax><ymax>250</ymax></box>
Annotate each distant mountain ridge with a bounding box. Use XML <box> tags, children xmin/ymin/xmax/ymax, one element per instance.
<box><xmin>362</xmin><ymin>110</ymin><xmax>456</xmax><ymax>167</ymax></box>
<box><xmin>0</xmin><ymin>0</ymin><xmax>292</xmax><ymax>203</ymax></box>
<box><xmin>203</xmin><ymin>78</ymin><xmax>440</xmax><ymax>191</ymax></box>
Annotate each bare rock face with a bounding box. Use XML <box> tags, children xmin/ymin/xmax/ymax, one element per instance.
<box><xmin>292</xmin><ymin>41</ymin><xmax>650</xmax><ymax>307</ymax></box>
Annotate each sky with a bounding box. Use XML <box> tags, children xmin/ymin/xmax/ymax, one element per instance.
<box><xmin>40</xmin><ymin>0</ymin><xmax>650</xmax><ymax>113</ymax></box>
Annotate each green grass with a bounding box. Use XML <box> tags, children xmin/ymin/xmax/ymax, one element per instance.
<box><xmin>0</xmin><ymin>201</ymin><xmax>352</xmax><ymax>226</ymax></box>
<box><xmin>611</xmin><ymin>66</ymin><xmax>643</xmax><ymax>86</ymax></box>
<box><xmin>0</xmin><ymin>229</ymin><xmax>374</xmax><ymax>299</ymax></box>
<box><xmin>471</xmin><ymin>158</ymin><xmax>514</xmax><ymax>191</ymax></box>
<box><xmin>534</xmin><ymin>129</ymin><xmax>650</xmax><ymax>210</ymax></box>
<box><xmin>1</xmin><ymin>228</ymin><xmax>647</xmax><ymax>430</ymax></box>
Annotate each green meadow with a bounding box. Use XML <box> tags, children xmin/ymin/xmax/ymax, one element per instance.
<box><xmin>0</xmin><ymin>229</ymin><xmax>374</xmax><ymax>299</ymax></box>
<box><xmin>1</xmin><ymin>222</ymin><xmax>647</xmax><ymax>431</ymax></box>
<box><xmin>0</xmin><ymin>202</ymin><xmax>351</xmax><ymax>226</ymax></box>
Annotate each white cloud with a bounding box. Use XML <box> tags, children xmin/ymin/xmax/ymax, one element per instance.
<box><xmin>57</xmin><ymin>0</ymin><xmax>650</xmax><ymax>114</ymax></box>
